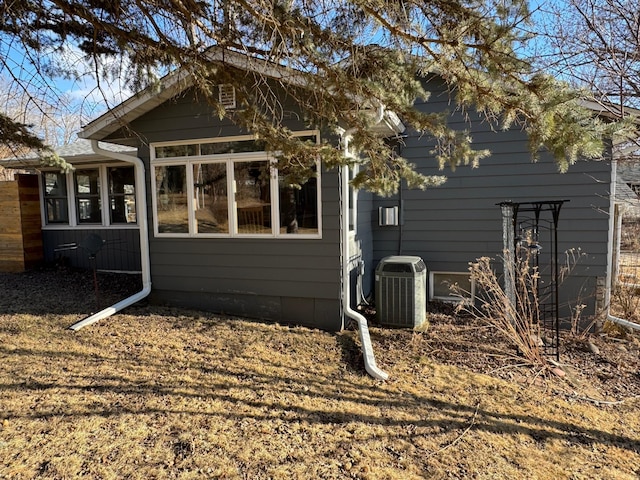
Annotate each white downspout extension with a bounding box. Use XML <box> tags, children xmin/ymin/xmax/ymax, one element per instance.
<box><xmin>604</xmin><ymin>155</ymin><xmax>640</xmax><ymax>331</ymax></box>
<box><xmin>341</xmin><ymin>112</ymin><xmax>389</xmax><ymax>381</ymax></box>
<box><xmin>69</xmin><ymin>140</ymin><xmax>152</xmax><ymax>331</ymax></box>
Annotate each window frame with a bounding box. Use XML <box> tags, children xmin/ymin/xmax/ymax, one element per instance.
<box><xmin>41</xmin><ymin>171</ymin><xmax>71</xmax><ymax>224</ymax></box>
<box><xmin>39</xmin><ymin>163</ymin><xmax>139</xmax><ymax>230</ymax></box>
<box><xmin>150</xmin><ymin>132</ymin><xmax>322</xmax><ymax>239</ymax></box>
<box><xmin>74</xmin><ymin>167</ymin><xmax>104</xmax><ymax>225</ymax></box>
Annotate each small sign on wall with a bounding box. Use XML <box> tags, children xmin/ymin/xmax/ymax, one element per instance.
<box><xmin>378</xmin><ymin>206</ymin><xmax>399</xmax><ymax>226</ymax></box>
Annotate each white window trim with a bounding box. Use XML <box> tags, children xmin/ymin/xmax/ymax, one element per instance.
<box><xmin>39</xmin><ymin>163</ymin><xmax>139</xmax><ymax>230</ymax></box>
<box><xmin>150</xmin><ymin>131</ymin><xmax>322</xmax><ymax>239</ymax></box>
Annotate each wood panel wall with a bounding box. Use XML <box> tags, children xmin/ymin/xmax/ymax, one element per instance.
<box><xmin>0</xmin><ymin>174</ymin><xmax>43</xmax><ymax>272</ymax></box>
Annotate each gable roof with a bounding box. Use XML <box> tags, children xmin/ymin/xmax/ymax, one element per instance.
<box><xmin>78</xmin><ymin>48</ymin><xmax>404</xmax><ymax>144</ymax></box>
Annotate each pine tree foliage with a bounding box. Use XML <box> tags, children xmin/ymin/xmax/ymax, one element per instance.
<box><xmin>0</xmin><ymin>0</ymin><xmax>623</xmax><ymax>194</ymax></box>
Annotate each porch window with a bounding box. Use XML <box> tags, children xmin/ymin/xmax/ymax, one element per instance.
<box><xmin>40</xmin><ymin>163</ymin><xmax>138</xmax><ymax>228</ymax></box>
<box><xmin>108</xmin><ymin>166</ymin><xmax>136</xmax><ymax>224</ymax></box>
<box><xmin>42</xmin><ymin>171</ymin><xmax>69</xmax><ymax>224</ymax></box>
<box><xmin>74</xmin><ymin>169</ymin><xmax>102</xmax><ymax>224</ymax></box>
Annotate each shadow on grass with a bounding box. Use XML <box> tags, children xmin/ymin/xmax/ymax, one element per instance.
<box><xmin>0</xmin><ymin>267</ymin><xmax>143</xmax><ymax>316</ymax></box>
<box><xmin>1</xmin><ymin>337</ymin><xmax>639</xmax><ymax>456</ymax></box>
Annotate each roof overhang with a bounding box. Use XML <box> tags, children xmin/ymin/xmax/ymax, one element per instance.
<box><xmin>0</xmin><ymin>140</ymin><xmax>137</xmax><ymax>169</ymax></box>
<box><xmin>579</xmin><ymin>98</ymin><xmax>640</xmax><ymax>121</ymax></box>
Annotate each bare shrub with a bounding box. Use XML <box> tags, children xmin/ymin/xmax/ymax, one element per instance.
<box><xmin>611</xmin><ymin>283</ymin><xmax>640</xmax><ymax>324</ymax></box>
<box><xmin>457</xmin><ymin>249</ymin><xmax>586</xmax><ymax>367</ymax></box>
<box><xmin>457</xmin><ymin>256</ymin><xmax>547</xmax><ymax>367</ymax></box>
<box><xmin>620</xmin><ymin>219</ymin><xmax>640</xmax><ymax>251</ymax></box>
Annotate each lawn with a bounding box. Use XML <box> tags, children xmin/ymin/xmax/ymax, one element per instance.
<box><xmin>1</xmin><ymin>269</ymin><xmax>639</xmax><ymax>479</ymax></box>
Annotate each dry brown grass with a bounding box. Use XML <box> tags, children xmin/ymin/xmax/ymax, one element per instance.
<box><xmin>1</xmin><ymin>269</ymin><xmax>639</xmax><ymax>479</ymax></box>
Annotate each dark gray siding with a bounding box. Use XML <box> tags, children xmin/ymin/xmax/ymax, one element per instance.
<box><xmin>373</xmin><ymin>79</ymin><xmax>612</xmax><ymax>320</ymax></box>
<box><xmin>116</xmin><ymin>89</ymin><xmax>343</xmax><ymax>330</ymax></box>
<box><xmin>42</xmin><ymin>228</ymin><xmax>141</xmax><ymax>272</ymax></box>
<box><xmin>354</xmin><ymin>189</ymin><xmax>376</xmax><ymax>303</ymax></box>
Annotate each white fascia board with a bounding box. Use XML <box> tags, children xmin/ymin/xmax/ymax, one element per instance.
<box><xmin>79</xmin><ymin>68</ymin><xmax>194</xmax><ymax>141</ymax></box>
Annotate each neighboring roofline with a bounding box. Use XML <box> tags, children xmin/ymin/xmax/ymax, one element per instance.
<box><xmin>578</xmin><ymin>98</ymin><xmax>640</xmax><ymax>126</ymax></box>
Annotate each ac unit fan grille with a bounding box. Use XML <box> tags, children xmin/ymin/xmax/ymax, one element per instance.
<box><xmin>379</xmin><ymin>276</ymin><xmax>416</xmax><ymax>327</ymax></box>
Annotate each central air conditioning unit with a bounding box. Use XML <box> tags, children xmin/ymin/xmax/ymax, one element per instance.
<box><xmin>375</xmin><ymin>255</ymin><xmax>427</xmax><ymax>328</ymax></box>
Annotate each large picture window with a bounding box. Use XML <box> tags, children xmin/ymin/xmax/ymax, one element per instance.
<box><xmin>151</xmin><ymin>133</ymin><xmax>321</xmax><ymax>238</ymax></box>
<box><xmin>235</xmin><ymin>160</ymin><xmax>271</xmax><ymax>234</ymax></box>
<box><xmin>155</xmin><ymin>165</ymin><xmax>188</xmax><ymax>233</ymax></box>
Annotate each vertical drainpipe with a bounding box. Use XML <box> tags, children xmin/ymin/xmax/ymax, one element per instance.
<box><xmin>69</xmin><ymin>140</ymin><xmax>152</xmax><ymax>331</ymax></box>
<box><xmin>341</xmin><ymin>115</ymin><xmax>389</xmax><ymax>381</ymax></box>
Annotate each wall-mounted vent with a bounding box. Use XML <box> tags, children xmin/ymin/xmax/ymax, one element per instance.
<box><xmin>378</xmin><ymin>206</ymin><xmax>399</xmax><ymax>226</ymax></box>
<box><xmin>429</xmin><ymin>271</ymin><xmax>475</xmax><ymax>304</ymax></box>
<box><xmin>218</xmin><ymin>84</ymin><xmax>236</xmax><ymax>109</ymax></box>
<box><xmin>375</xmin><ymin>255</ymin><xmax>427</xmax><ymax>328</ymax></box>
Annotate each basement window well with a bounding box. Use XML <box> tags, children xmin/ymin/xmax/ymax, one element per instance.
<box><xmin>429</xmin><ymin>271</ymin><xmax>475</xmax><ymax>304</ymax></box>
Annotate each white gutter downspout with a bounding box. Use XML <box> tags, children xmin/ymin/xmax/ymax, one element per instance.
<box><xmin>341</xmin><ymin>107</ymin><xmax>389</xmax><ymax>380</ymax></box>
<box><xmin>69</xmin><ymin>140</ymin><xmax>152</xmax><ymax>330</ymax></box>
<box><xmin>605</xmin><ymin>155</ymin><xmax>640</xmax><ymax>331</ymax></box>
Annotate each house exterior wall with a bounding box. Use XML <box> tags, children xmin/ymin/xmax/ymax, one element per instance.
<box><xmin>42</xmin><ymin>228</ymin><xmax>141</xmax><ymax>271</ymax></box>
<box><xmin>352</xmin><ymin>189</ymin><xmax>376</xmax><ymax>305</ymax></box>
<box><xmin>372</xmin><ymin>78</ymin><xmax>613</xmax><ymax>321</ymax></box>
<box><xmin>111</xmin><ymin>88</ymin><xmax>344</xmax><ymax>330</ymax></box>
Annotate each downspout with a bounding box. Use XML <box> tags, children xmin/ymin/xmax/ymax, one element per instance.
<box><xmin>604</xmin><ymin>155</ymin><xmax>640</xmax><ymax>331</ymax></box>
<box><xmin>341</xmin><ymin>108</ymin><xmax>389</xmax><ymax>380</ymax></box>
<box><xmin>69</xmin><ymin>140</ymin><xmax>152</xmax><ymax>330</ymax></box>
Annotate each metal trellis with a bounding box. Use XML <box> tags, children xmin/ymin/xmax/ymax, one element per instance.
<box><xmin>499</xmin><ymin>200</ymin><xmax>568</xmax><ymax>361</ymax></box>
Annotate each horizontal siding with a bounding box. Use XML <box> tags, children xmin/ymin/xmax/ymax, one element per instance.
<box><xmin>356</xmin><ymin>189</ymin><xmax>376</xmax><ymax>301</ymax></box>
<box><xmin>43</xmin><ymin>228</ymin><xmax>141</xmax><ymax>272</ymax></box>
<box><xmin>372</xmin><ymin>76</ymin><xmax>612</xmax><ymax>320</ymax></box>
<box><xmin>124</xmin><ymin>89</ymin><xmax>344</xmax><ymax>328</ymax></box>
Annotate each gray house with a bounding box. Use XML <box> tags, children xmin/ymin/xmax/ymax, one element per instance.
<box><xmin>4</xmin><ymin>56</ymin><xmax>630</xmax><ymax>337</ymax></box>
